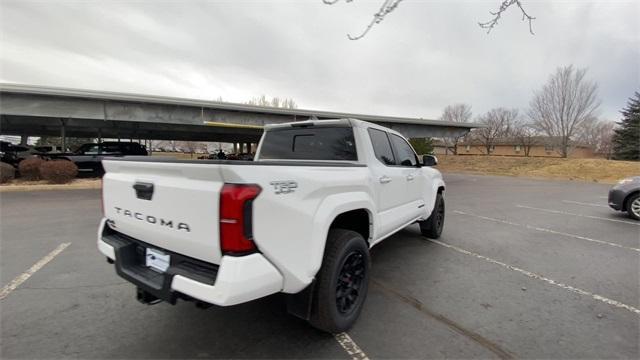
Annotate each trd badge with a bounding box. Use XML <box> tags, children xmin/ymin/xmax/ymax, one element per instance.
<box><xmin>270</xmin><ymin>180</ymin><xmax>298</xmax><ymax>194</ymax></box>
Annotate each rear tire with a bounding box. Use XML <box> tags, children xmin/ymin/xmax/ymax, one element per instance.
<box><xmin>626</xmin><ymin>193</ymin><xmax>640</xmax><ymax>220</ymax></box>
<box><xmin>309</xmin><ymin>229</ymin><xmax>370</xmax><ymax>333</ymax></box>
<box><xmin>419</xmin><ymin>193</ymin><xmax>445</xmax><ymax>239</ymax></box>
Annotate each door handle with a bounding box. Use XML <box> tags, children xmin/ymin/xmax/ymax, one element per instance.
<box><xmin>406</xmin><ymin>174</ymin><xmax>415</xmax><ymax>181</ymax></box>
<box><xmin>379</xmin><ymin>176</ymin><xmax>392</xmax><ymax>184</ymax></box>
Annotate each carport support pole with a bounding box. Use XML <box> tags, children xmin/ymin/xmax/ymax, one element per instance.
<box><xmin>60</xmin><ymin>119</ymin><xmax>67</xmax><ymax>151</ymax></box>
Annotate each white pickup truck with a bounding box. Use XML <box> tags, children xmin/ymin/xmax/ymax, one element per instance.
<box><xmin>98</xmin><ymin>118</ymin><xmax>445</xmax><ymax>333</ymax></box>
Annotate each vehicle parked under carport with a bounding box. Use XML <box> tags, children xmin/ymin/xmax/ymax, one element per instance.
<box><xmin>50</xmin><ymin>141</ymin><xmax>148</xmax><ymax>176</ymax></box>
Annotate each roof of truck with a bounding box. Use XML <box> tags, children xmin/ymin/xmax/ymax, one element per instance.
<box><xmin>263</xmin><ymin>119</ymin><xmax>412</xmax><ymax>144</ymax></box>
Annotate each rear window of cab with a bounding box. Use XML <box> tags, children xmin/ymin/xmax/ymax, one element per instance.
<box><xmin>259</xmin><ymin>127</ymin><xmax>357</xmax><ymax>161</ymax></box>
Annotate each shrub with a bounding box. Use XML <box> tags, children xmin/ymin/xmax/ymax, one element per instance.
<box><xmin>0</xmin><ymin>162</ymin><xmax>15</xmax><ymax>184</ymax></box>
<box><xmin>18</xmin><ymin>157</ymin><xmax>45</xmax><ymax>180</ymax></box>
<box><xmin>39</xmin><ymin>160</ymin><xmax>78</xmax><ymax>184</ymax></box>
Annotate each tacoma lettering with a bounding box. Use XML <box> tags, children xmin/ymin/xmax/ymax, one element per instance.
<box><xmin>113</xmin><ymin>207</ymin><xmax>190</xmax><ymax>232</ymax></box>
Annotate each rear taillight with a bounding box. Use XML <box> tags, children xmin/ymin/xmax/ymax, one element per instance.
<box><xmin>219</xmin><ymin>184</ymin><xmax>261</xmax><ymax>254</ymax></box>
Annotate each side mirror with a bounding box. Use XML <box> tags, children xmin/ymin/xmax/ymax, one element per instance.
<box><xmin>422</xmin><ymin>155</ymin><xmax>438</xmax><ymax>167</ymax></box>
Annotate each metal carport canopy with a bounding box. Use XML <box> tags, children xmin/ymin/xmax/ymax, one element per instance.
<box><xmin>0</xmin><ymin>83</ymin><xmax>478</xmax><ymax>142</ymax></box>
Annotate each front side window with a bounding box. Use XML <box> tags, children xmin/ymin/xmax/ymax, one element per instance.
<box><xmin>260</xmin><ymin>127</ymin><xmax>357</xmax><ymax>161</ymax></box>
<box><xmin>368</xmin><ymin>128</ymin><xmax>395</xmax><ymax>166</ymax></box>
<box><xmin>389</xmin><ymin>134</ymin><xmax>418</xmax><ymax>167</ymax></box>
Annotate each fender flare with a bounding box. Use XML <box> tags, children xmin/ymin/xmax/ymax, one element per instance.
<box><xmin>422</xmin><ymin>177</ymin><xmax>445</xmax><ymax>217</ymax></box>
<box><xmin>303</xmin><ymin>191</ymin><xmax>375</xmax><ymax>285</ymax></box>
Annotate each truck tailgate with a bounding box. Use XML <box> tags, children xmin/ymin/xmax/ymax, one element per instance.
<box><xmin>102</xmin><ymin>159</ymin><xmax>225</xmax><ymax>264</ymax></box>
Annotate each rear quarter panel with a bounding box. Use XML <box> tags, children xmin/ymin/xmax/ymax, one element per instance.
<box><xmin>222</xmin><ymin>165</ymin><xmax>372</xmax><ymax>293</ymax></box>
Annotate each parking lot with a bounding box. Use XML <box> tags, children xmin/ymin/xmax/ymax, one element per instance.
<box><xmin>1</xmin><ymin>173</ymin><xmax>638</xmax><ymax>359</ymax></box>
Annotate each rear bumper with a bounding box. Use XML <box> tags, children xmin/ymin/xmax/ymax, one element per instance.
<box><xmin>97</xmin><ymin>219</ymin><xmax>283</xmax><ymax>306</ymax></box>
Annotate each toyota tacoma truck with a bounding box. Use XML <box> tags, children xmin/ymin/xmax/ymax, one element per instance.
<box><xmin>98</xmin><ymin>118</ymin><xmax>445</xmax><ymax>333</ymax></box>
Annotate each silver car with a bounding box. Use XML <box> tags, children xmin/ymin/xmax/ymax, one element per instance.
<box><xmin>608</xmin><ymin>176</ymin><xmax>640</xmax><ymax>220</ymax></box>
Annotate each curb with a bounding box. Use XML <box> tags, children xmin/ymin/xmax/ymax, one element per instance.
<box><xmin>0</xmin><ymin>182</ymin><xmax>101</xmax><ymax>192</ymax></box>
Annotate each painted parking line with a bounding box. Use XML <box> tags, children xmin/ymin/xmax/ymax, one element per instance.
<box><xmin>562</xmin><ymin>200</ymin><xmax>609</xmax><ymax>208</ymax></box>
<box><xmin>334</xmin><ymin>332</ymin><xmax>369</xmax><ymax>360</ymax></box>
<box><xmin>0</xmin><ymin>242</ymin><xmax>71</xmax><ymax>300</ymax></box>
<box><xmin>426</xmin><ymin>238</ymin><xmax>640</xmax><ymax>315</ymax></box>
<box><xmin>453</xmin><ymin>210</ymin><xmax>640</xmax><ymax>253</ymax></box>
<box><xmin>516</xmin><ymin>204</ymin><xmax>639</xmax><ymax>225</ymax></box>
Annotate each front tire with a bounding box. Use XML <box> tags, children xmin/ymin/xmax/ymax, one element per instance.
<box><xmin>420</xmin><ymin>192</ymin><xmax>445</xmax><ymax>239</ymax></box>
<box><xmin>309</xmin><ymin>229</ymin><xmax>370</xmax><ymax>333</ymax></box>
<box><xmin>626</xmin><ymin>193</ymin><xmax>640</xmax><ymax>220</ymax></box>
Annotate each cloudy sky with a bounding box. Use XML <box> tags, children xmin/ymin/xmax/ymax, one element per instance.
<box><xmin>1</xmin><ymin>0</ymin><xmax>638</xmax><ymax>121</ymax></box>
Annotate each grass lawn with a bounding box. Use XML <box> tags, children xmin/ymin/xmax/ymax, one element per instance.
<box><xmin>436</xmin><ymin>155</ymin><xmax>640</xmax><ymax>184</ymax></box>
<box><xmin>0</xmin><ymin>178</ymin><xmax>101</xmax><ymax>192</ymax></box>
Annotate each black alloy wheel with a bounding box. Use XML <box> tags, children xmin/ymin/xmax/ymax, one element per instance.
<box><xmin>336</xmin><ymin>250</ymin><xmax>366</xmax><ymax>315</ymax></box>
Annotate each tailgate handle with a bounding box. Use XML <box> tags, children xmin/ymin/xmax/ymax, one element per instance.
<box><xmin>133</xmin><ymin>182</ymin><xmax>154</xmax><ymax>201</ymax></box>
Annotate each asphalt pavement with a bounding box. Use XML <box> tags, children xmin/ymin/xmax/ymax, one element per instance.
<box><xmin>1</xmin><ymin>173</ymin><xmax>638</xmax><ymax>359</ymax></box>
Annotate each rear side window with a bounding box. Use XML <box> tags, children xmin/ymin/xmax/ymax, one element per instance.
<box><xmin>260</xmin><ymin>127</ymin><xmax>357</xmax><ymax>161</ymax></box>
<box><xmin>368</xmin><ymin>128</ymin><xmax>395</xmax><ymax>166</ymax></box>
<box><xmin>389</xmin><ymin>134</ymin><xmax>418</xmax><ymax>167</ymax></box>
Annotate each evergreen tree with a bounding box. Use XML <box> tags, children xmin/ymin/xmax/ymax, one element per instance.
<box><xmin>612</xmin><ymin>92</ymin><xmax>640</xmax><ymax>160</ymax></box>
<box><xmin>409</xmin><ymin>138</ymin><xmax>434</xmax><ymax>155</ymax></box>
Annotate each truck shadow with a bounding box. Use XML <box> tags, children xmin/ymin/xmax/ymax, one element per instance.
<box><xmin>99</xmin><ymin>226</ymin><xmax>438</xmax><ymax>359</ymax></box>
<box><xmin>100</xmin><ymin>293</ymin><xmax>338</xmax><ymax>359</ymax></box>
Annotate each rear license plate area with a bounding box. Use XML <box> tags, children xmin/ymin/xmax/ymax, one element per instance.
<box><xmin>145</xmin><ymin>247</ymin><xmax>170</xmax><ymax>273</ymax></box>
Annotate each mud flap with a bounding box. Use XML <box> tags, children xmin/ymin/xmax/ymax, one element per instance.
<box><xmin>285</xmin><ymin>281</ymin><xmax>316</xmax><ymax>320</ymax></box>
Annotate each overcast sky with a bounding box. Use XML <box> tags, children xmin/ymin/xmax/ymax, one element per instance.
<box><xmin>1</xmin><ymin>0</ymin><xmax>638</xmax><ymax>122</ymax></box>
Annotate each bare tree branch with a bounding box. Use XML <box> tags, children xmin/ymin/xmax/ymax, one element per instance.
<box><xmin>577</xmin><ymin>118</ymin><xmax>616</xmax><ymax>159</ymax></box>
<box><xmin>512</xmin><ymin>119</ymin><xmax>540</xmax><ymax>157</ymax></box>
<box><xmin>527</xmin><ymin>65</ymin><xmax>601</xmax><ymax>158</ymax></box>
<box><xmin>246</xmin><ymin>95</ymin><xmax>298</xmax><ymax>109</ymax></box>
<box><xmin>440</xmin><ymin>103</ymin><xmax>472</xmax><ymax>155</ymax></box>
<box><xmin>475</xmin><ymin>108</ymin><xmax>518</xmax><ymax>155</ymax></box>
<box><xmin>479</xmin><ymin>0</ymin><xmax>536</xmax><ymax>35</ymax></box>
<box><xmin>347</xmin><ymin>0</ymin><xmax>403</xmax><ymax>40</ymax></box>
<box><xmin>324</xmin><ymin>0</ymin><xmax>535</xmax><ymax>40</ymax></box>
